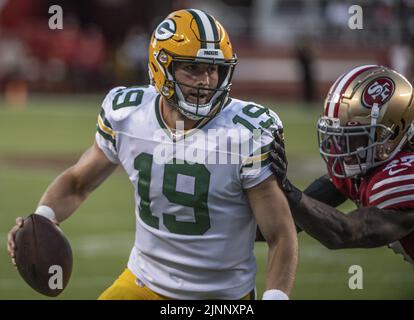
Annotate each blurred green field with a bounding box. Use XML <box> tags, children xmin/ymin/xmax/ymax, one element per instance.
<box><xmin>1</xmin><ymin>95</ymin><xmax>413</xmax><ymax>299</ymax></box>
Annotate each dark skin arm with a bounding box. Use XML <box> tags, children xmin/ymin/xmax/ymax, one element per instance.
<box><xmin>269</xmin><ymin>129</ymin><xmax>414</xmax><ymax>249</ymax></box>
<box><xmin>295</xmin><ymin>194</ymin><xmax>414</xmax><ymax>249</ymax></box>
<box><xmin>255</xmin><ymin>174</ymin><xmax>347</xmax><ymax>241</ymax></box>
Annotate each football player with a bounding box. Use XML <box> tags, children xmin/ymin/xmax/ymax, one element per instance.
<box><xmin>270</xmin><ymin>65</ymin><xmax>414</xmax><ymax>266</ymax></box>
<box><xmin>7</xmin><ymin>9</ymin><xmax>298</xmax><ymax>299</ymax></box>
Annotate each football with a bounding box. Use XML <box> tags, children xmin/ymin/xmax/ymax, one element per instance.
<box><xmin>14</xmin><ymin>214</ymin><xmax>73</xmax><ymax>297</ymax></box>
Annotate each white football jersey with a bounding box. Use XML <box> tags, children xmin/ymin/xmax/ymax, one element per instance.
<box><xmin>95</xmin><ymin>85</ymin><xmax>282</xmax><ymax>299</ymax></box>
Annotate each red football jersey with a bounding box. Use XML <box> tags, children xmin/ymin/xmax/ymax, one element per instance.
<box><xmin>330</xmin><ymin>152</ymin><xmax>414</xmax><ymax>266</ymax></box>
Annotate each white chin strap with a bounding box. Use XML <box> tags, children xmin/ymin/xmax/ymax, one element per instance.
<box><xmin>343</xmin><ymin>103</ymin><xmax>379</xmax><ymax>177</ymax></box>
<box><xmin>366</xmin><ymin>103</ymin><xmax>380</xmax><ymax>165</ymax></box>
<box><xmin>343</xmin><ymin>163</ymin><xmax>369</xmax><ymax>177</ymax></box>
<box><xmin>174</xmin><ymin>85</ymin><xmax>214</xmax><ymax>120</ymax></box>
<box><xmin>177</xmin><ymin>99</ymin><xmax>213</xmax><ymax>120</ymax></box>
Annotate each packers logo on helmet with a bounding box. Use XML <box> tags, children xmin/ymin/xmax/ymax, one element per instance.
<box><xmin>154</xmin><ymin>19</ymin><xmax>176</xmax><ymax>41</ymax></box>
<box><xmin>148</xmin><ymin>9</ymin><xmax>237</xmax><ymax>120</ymax></box>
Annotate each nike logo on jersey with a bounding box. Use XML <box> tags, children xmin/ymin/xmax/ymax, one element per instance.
<box><xmin>388</xmin><ymin>167</ymin><xmax>409</xmax><ymax>176</ymax></box>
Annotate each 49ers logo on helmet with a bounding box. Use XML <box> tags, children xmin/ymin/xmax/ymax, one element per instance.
<box><xmin>362</xmin><ymin>77</ymin><xmax>395</xmax><ymax>108</ymax></box>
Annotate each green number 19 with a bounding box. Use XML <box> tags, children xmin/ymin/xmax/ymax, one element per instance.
<box><xmin>134</xmin><ymin>153</ymin><xmax>211</xmax><ymax>235</ymax></box>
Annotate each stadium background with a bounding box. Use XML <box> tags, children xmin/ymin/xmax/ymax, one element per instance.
<box><xmin>1</xmin><ymin>0</ymin><xmax>414</xmax><ymax>299</ymax></box>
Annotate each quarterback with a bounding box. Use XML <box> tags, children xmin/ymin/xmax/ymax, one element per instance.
<box><xmin>270</xmin><ymin>65</ymin><xmax>414</xmax><ymax>266</ymax></box>
<box><xmin>7</xmin><ymin>9</ymin><xmax>298</xmax><ymax>299</ymax></box>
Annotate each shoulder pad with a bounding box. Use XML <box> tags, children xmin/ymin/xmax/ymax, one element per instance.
<box><xmin>228</xmin><ymin>100</ymin><xmax>283</xmax><ymax>133</ymax></box>
<box><xmin>366</xmin><ymin>153</ymin><xmax>414</xmax><ymax>208</ymax></box>
<box><xmin>101</xmin><ymin>85</ymin><xmax>157</xmax><ymax>122</ymax></box>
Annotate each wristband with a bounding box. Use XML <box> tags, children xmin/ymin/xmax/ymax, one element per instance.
<box><xmin>34</xmin><ymin>205</ymin><xmax>57</xmax><ymax>222</ymax></box>
<box><xmin>262</xmin><ymin>289</ymin><xmax>289</xmax><ymax>300</ymax></box>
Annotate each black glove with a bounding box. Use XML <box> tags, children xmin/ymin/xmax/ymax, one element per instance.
<box><xmin>270</xmin><ymin>129</ymin><xmax>302</xmax><ymax>209</ymax></box>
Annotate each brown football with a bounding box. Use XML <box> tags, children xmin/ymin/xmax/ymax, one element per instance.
<box><xmin>14</xmin><ymin>214</ymin><xmax>73</xmax><ymax>297</ymax></box>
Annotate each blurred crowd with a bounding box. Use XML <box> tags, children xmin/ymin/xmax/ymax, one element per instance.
<box><xmin>0</xmin><ymin>0</ymin><xmax>413</xmax><ymax>101</ymax></box>
<box><xmin>0</xmin><ymin>0</ymin><xmax>161</xmax><ymax>96</ymax></box>
<box><xmin>323</xmin><ymin>0</ymin><xmax>414</xmax><ymax>78</ymax></box>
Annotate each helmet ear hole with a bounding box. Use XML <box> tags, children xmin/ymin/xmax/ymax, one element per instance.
<box><xmin>161</xmin><ymin>86</ymin><xmax>170</xmax><ymax>96</ymax></box>
<box><xmin>158</xmin><ymin>51</ymin><xmax>169</xmax><ymax>64</ymax></box>
<box><xmin>401</xmin><ymin>118</ymin><xmax>406</xmax><ymax>131</ymax></box>
<box><xmin>388</xmin><ymin>125</ymin><xmax>400</xmax><ymax>140</ymax></box>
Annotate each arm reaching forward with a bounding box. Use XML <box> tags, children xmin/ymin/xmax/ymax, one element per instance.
<box><xmin>294</xmin><ymin>195</ymin><xmax>414</xmax><ymax>249</ymax></box>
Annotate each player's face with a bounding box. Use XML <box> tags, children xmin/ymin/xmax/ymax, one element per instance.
<box><xmin>342</xmin><ymin>134</ymin><xmax>369</xmax><ymax>165</ymax></box>
<box><xmin>174</xmin><ymin>62</ymin><xmax>219</xmax><ymax>105</ymax></box>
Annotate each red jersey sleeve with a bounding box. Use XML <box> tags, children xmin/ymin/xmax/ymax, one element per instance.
<box><xmin>365</xmin><ymin>153</ymin><xmax>414</xmax><ymax>210</ymax></box>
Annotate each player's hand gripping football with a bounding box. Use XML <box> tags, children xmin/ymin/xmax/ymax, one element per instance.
<box><xmin>7</xmin><ymin>217</ymin><xmax>25</xmax><ymax>266</ymax></box>
<box><xmin>7</xmin><ymin>216</ymin><xmax>59</xmax><ymax>266</ymax></box>
<box><xmin>270</xmin><ymin>129</ymin><xmax>302</xmax><ymax>209</ymax></box>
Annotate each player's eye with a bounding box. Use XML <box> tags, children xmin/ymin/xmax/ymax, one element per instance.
<box><xmin>329</xmin><ymin>136</ymin><xmax>344</xmax><ymax>153</ymax></box>
<box><xmin>184</xmin><ymin>64</ymin><xmax>197</xmax><ymax>72</ymax></box>
<box><xmin>348</xmin><ymin>135</ymin><xmax>368</xmax><ymax>152</ymax></box>
<box><xmin>207</xmin><ymin>65</ymin><xmax>218</xmax><ymax>74</ymax></box>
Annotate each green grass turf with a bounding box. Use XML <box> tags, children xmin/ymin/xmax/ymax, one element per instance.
<box><xmin>0</xmin><ymin>96</ymin><xmax>413</xmax><ymax>299</ymax></box>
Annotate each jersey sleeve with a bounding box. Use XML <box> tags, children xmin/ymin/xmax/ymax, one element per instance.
<box><xmin>329</xmin><ymin>174</ymin><xmax>359</xmax><ymax>202</ymax></box>
<box><xmin>239</xmin><ymin>105</ymin><xmax>283</xmax><ymax>189</ymax></box>
<box><xmin>365</xmin><ymin>157</ymin><xmax>414</xmax><ymax>210</ymax></box>
<box><xmin>95</xmin><ymin>86</ymin><xmax>125</xmax><ymax>164</ymax></box>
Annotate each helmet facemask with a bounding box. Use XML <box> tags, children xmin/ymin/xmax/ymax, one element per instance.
<box><xmin>162</xmin><ymin>54</ymin><xmax>237</xmax><ymax>121</ymax></box>
<box><xmin>317</xmin><ymin>115</ymin><xmax>407</xmax><ymax>178</ymax></box>
<box><xmin>148</xmin><ymin>9</ymin><xmax>238</xmax><ymax>121</ymax></box>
